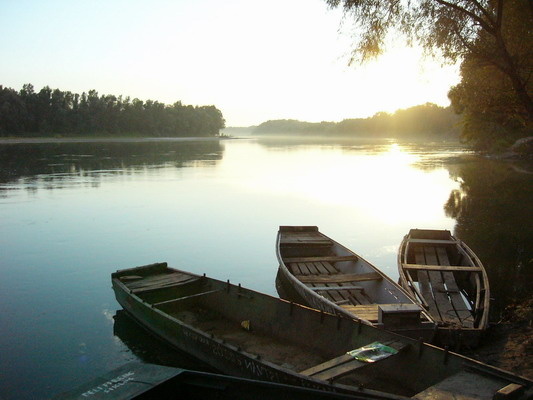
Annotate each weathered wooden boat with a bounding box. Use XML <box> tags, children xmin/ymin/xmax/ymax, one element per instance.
<box><xmin>398</xmin><ymin>229</ymin><xmax>490</xmax><ymax>346</ymax></box>
<box><xmin>276</xmin><ymin>226</ymin><xmax>436</xmax><ymax>340</ymax></box>
<box><xmin>112</xmin><ymin>262</ymin><xmax>532</xmax><ymax>399</ymax></box>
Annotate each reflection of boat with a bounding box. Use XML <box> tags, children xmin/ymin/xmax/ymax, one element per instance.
<box><xmin>112</xmin><ymin>262</ymin><xmax>532</xmax><ymax>399</ymax></box>
<box><xmin>398</xmin><ymin>229</ymin><xmax>490</xmax><ymax>346</ymax></box>
<box><xmin>276</xmin><ymin>226</ymin><xmax>435</xmax><ymax>340</ymax></box>
<box><xmin>113</xmin><ymin>309</ymin><xmax>211</xmax><ymax>371</ymax></box>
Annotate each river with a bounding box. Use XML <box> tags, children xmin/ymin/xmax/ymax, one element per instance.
<box><xmin>0</xmin><ymin>136</ymin><xmax>531</xmax><ymax>399</ymax></box>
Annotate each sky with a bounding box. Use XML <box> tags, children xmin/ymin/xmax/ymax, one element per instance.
<box><xmin>0</xmin><ymin>0</ymin><xmax>460</xmax><ymax>127</ymax></box>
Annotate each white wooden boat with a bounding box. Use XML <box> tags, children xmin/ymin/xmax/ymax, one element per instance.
<box><xmin>276</xmin><ymin>226</ymin><xmax>436</xmax><ymax>341</ymax></box>
<box><xmin>398</xmin><ymin>229</ymin><xmax>490</xmax><ymax>346</ymax></box>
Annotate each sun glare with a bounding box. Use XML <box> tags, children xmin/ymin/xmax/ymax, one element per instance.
<box><xmin>220</xmin><ymin>142</ymin><xmax>458</xmax><ymax>225</ymax></box>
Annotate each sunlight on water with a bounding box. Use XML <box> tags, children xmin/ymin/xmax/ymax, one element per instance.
<box><xmin>0</xmin><ymin>138</ymin><xmax>471</xmax><ymax>400</ymax></box>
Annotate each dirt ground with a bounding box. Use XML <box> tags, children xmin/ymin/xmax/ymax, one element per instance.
<box><xmin>460</xmin><ymin>298</ymin><xmax>533</xmax><ymax>380</ymax></box>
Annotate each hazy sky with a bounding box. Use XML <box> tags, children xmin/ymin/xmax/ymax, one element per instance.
<box><xmin>1</xmin><ymin>0</ymin><xmax>460</xmax><ymax>127</ymax></box>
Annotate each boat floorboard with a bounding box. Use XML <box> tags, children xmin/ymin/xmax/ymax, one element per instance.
<box><xmin>170</xmin><ymin>306</ymin><xmax>325</xmax><ymax>372</ymax></box>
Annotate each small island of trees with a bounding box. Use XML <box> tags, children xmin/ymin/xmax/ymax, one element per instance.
<box><xmin>0</xmin><ymin>84</ymin><xmax>225</xmax><ymax>137</ymax></box>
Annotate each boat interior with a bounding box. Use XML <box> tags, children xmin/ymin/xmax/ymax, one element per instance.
<box><xmin>278</xmin><ymin>227</ymin><xmax>422</xmax><ymax>325</ymax></box>
<box><xmin>401</xmin><ymin>229</ymin><xmax>485</xmax><ymax>328</ymax></box>
<box><xmin>114</xmin><ymin>265</ymin><xmax>524</xmax><ymax>399</ymax></box>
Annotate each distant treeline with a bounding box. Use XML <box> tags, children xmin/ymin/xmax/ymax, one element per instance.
<box><xmin>253</xmin><ymin>103</ymin><xmax>460</xmax><ymax>138</ymax></box>
<box><xmin>0</xmin><ymin>84</ymin><xmax>225</xmax><ymax>137</ymax></box>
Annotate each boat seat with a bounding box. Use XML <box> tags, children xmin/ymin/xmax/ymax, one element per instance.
<box><xmin>300</xmin><ymin>340</ymin><xmax>408</xmax><ymax>382</ymax></box>
<box><xmin>295</xmin><ymin>272</ymin><xmax>382</xmax><ymax>284</ymax></box>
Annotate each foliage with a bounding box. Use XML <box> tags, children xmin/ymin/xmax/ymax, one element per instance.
<box><xmin>448</xmin><ymin>1</ymin><xmax>533</xmax><ymax>151</ymax></box>
<box><xmin>253</xmin><ymin>103</ymin><xmax>459</xmax><ymax>138</ymax></box>
<box><xmin>0</xmin><ymin>84</ymin><xmax>225</xmax><ymax>137</ymax></box>
<box><xmin>327</xmin><ymin>0</ymin><xmax>533</xmax><ymax>150</ymax></box>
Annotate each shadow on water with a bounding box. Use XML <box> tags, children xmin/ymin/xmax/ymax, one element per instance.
<box><xmin>113</xmin><ymin>310</ymin><xmax>213</xmax><ymax>372</ymax></box>
<box><xmin>0</xmin><ymin>140</ymin><xmax>224</xmax><ymax>192</ymax></box>
<box><xmin>444</xmin><ymin>158</ymin><xmax>533</xmax><ymax>320</ymax></box>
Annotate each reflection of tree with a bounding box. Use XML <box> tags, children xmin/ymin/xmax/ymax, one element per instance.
<box><xmin>445</xmin><ymin>159</ymin><xmax>533</xmax><ymax>319</ymax></box>
<box><xmin>0</xmin><ymin>141</ymin><xmax>224</xmax><ymax>191</ymax></box>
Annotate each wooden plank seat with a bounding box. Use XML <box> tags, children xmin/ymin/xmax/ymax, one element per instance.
<box><xmin>153</xmin><ymin>289</ymin><xmax>222</xmax><ymax>307</ymax></box>
<box><xmin>311</xmin><ymin>285</ymin><xmax>363</xmax><ymax>291</ymax></box>
<box><xmin>300</xmin><ymin>340</ymin><xmax>408</xmax><ymax>382</ymax></box>
<box><xmin>295</xmin><ymin>272</ymin><xmax>382</xmax><ymax>284</ymax></box>
<box><xmin>340</xmin><ymin>304</ymin><xmax>381</xmax><ymax>322</ymax></box>
<box><xmin>283</xmin><ymin>255</ymin><xmax>358</xmax><ymax>263</ymax></box>
<box><xmin>129</xmin><ymin>274</ymin><xmax>200</xmax><ymax>294</ymax></box>
<box><xmin>403</xmin><ymin>264</ymin><xmax>482</xmax><ymax>272</ymax></box>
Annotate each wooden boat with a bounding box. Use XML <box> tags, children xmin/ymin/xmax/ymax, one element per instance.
<box><xmin>398</xmin><ymin>229</ymin><xmax>490</xmax><ymax>346</ymax></box>
<box><xmin>276</xmin><ymin>226</ymin><xmax>436</xmax><ymax>340</ymax></box>
<box><xmin>111</xmin><ymin>262</ymin><xmax>532</xmax><ymax>399</ymax></box>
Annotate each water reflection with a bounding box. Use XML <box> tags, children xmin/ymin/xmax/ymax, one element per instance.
<box><xmin>444</xmin><ymin>159</ymin><xmax>533</xmax><ymax>318</ymax></box>
<box><xmin>113</xmin><ymin>310</ymin><xmax>212</xmax><ymax>371</ymax></box>
<box><xmin>0</xmin><ymin>141</ymin><xmax>224</xmax><ymax>193</ymax></box>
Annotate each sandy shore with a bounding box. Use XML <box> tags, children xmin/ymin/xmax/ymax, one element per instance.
<box><xmin>0</xmin><ymin>136</ymin><xmax>237</xmax><ymax>144</ymax></box>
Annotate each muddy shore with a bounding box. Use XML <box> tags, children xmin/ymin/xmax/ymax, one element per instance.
<box><xmin>460</xmin><ymin>299</ymin><xmax>533</xmax><ymax>379</ymax></box>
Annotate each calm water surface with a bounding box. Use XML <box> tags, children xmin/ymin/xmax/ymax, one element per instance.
<box><xmin>0</xmin><ymin>137</ymin><xmax>531</xmax><ymax>399</ymax></box>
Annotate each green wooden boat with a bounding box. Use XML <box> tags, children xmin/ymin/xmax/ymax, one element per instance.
<box><xmin>112</xmin><ymin>262</ymin><xmax>531</xmax><ymax>399</ymax></box>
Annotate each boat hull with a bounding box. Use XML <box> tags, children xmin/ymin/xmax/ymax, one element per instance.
<box><xmin>397</xmin><ymin>229</ymin><xmax>490</xmax><ymax>347</ymax></box>
<box><xmin>112</xmin><ymin>263</ymin><xmax>532</xmax><ymax>400</ymax></box>
<box><xmin>276</xmin><ymin>226</ymin><xmax>436</xmax><ymax>341</ymax></box>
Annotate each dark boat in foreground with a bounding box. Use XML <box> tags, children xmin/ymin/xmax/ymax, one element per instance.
<box><xmin>54</xmin><ymin>361</ymin><xmax>381</xmax><ymax>400</ymax></box>
<box><xmin>111</xmin><ymin>262</ymin><xmax>531</xmax><ymax>400</ymax></box>
<box><xmin>398</xmin><ymin>229</ymin><xmax>490</xmax><ymax>346</ymax></box>
<box><xmin>276</xmin><ymin>226</ymin><xmax>435</xmax><ymax>341</ymax></box>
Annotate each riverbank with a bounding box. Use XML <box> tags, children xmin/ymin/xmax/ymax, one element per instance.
<box><xmin>461</xmin><ymin>299</ymin><xmax>533</xmax><ymax>379</ymax></box>
<box><xmin>0</xmin><ymin>136</ymin><xmax>235</xmax><ymax>144</ymax></box>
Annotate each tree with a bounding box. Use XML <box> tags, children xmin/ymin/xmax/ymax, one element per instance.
<box><xmin>326</xmin><ymin>0</ymin><xmax>533</xmax><ymax>122</ymax></box>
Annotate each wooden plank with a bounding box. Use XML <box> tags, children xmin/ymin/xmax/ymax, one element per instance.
<box><xmin>321</xmin><ymin>284</ymin><xmax>345</xmax><ymax>303</ymax></box>
<box><xmin>153</xmin><ymin>289</ymin><xmax>222</xmax><ymax>306</ymax></box>
<box><xmin>283</xmin><ymin>255</ymin><xmax>358</xmax><ymax>263</ymax></box>
<box><xmin>126</xmin><ymin>273</ymin><xmax>194</xmax><ymax>290</ymax></box>
<box><xmin>300</xmin><ymin>354</ymin><xmax>355</xmax><ymax>376</ymax></box>
<box><xmin>402</xmin><ymin>264</ymin><xmax>482</xmax><ymax>272</ymax></box>
<box><xmin>297</xmin><ymin>262</ymin><xmax>312</xmax><ymax>275</ymax></box>
<box><xmin>347</xmin><ymin>291</ymin><xmax>371</xmax><ymax>305</ymax></box>
<box><xmin>425</xmin><ymin>247</ymin><xmax>461</xmax><ymax>324</ymax></box>
<box><xmin>305</xmin><ymin>262</ymin><xmax>321</xmax><ymax>274</ymax></box>
<box><xmin>407</xmin><ymin>239</ymin><xmax>457</xmax><ymax>245</ymax></box>
<box><xmin>341</xmin><ymin>305</ymin><xmax>380</xmax><ymax>321</ymax></box>
<box><xmin>414</xmin><ymin>246</ymin><xmax>441</xmax><ymax>321</ymax></box>
<box><xmin>494</xmin><ymin>383</ymin><xmax>525</xmax><ymax>399</ymax></box>
<box><xmin>131</xmin><ymin>278</ymin><xmax>199</xmax><ymax>294</ymax></box>
<box><xmin>311</xmin><ymin>262</ymin><xmax>329</xmax><ymax>275</ymax></box>
<box><xmin>289</xmin><ymin>263</ymin><xmax>302</xmax><ymax>275</ymax></box>
<box><xmin>305</xmin><ymin>340</ymin><xmax>408</xmax><ymax>382</ymax></box>
<box><xmin>312</xmin><ymin>359</ymin><xmax>367</xmax><ymax>381</ymax></box>
<box><xmin>280</xmin><ymin>238</ymin><xmax>332</xmax><ymax>246</ymax></box>
<box><xmin>295</xmin><ymin>272</ymin><xmax>382</xmax><ymax>284</ymax></box>
<box><xmin>311</xmin><ymin>285</ymin><xmax>363</xmax><ymax>291</ymax></box>
<box><xmin>320</xmin><ymin>261</ymin><xmax>338</xmax><ymax>274</ymax></box>
<box><xmin>436</xmin><ymin>247</ymin><xmax>474</xmax><ymax>328</ymax></box>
